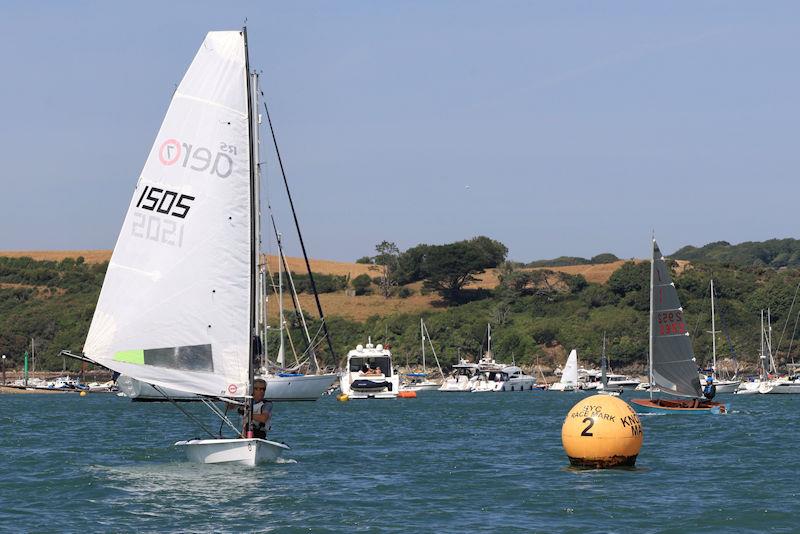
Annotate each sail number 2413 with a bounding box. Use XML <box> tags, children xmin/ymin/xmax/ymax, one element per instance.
<box><xmin>656</xmin><ymin>311</ymin><xmax>685</xmax><ymax>336</ymax></box>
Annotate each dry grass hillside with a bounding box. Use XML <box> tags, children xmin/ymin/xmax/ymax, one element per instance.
<box><xmin>0</xmin><ymin>250</ymin><xmax>661</xmax><ymax>321</ymax></box>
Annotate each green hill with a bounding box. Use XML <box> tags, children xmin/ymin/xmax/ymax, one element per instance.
<box><xmin>3</xmin><ymin>251</ymin><xmax>800</xmax><ymax>373</ymax></box>
<box><xmin>672</xmin><ymin>238</ymin><xmax>800</xmax><ymax>269</ymax></box>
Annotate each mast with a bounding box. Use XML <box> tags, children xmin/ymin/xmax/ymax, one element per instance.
<box><xmin>760</xmin><ymin>309</ymin><xmax>766</xmax><ymax>379</ymax></box>
<box><xmin>252</xmin><ymin>69</ymin><xmax>266</xmax><ymax>374</ymax></box>
<box><xmin>768</xmin><ymin>308</ymin><xmax>776</xmax><ymax>374</ymax></box>
<box><xmin>277</xmin><ymin>233</ymin><xmax>286</xmax><ymax>368</ymax></box>
<box><xmin>710</xmin><ymin>279</ymin><xmax>717</xmax><ymax>378</ymax></box>
<box><xmin>601</xmin><ymin>332</ymin><xmax>607</xmax><ymax>389</ymax></box>
<box><xmin>244</xmin><ymin>27</ymin><xmax>257</xmax><ymax>435</ymax></box>
<box><xmin>648</xmin><ymin>236</ymin><xmax>655</xmax><ymax>400</ymax></box>
<box><xmin>421</xmin><ymin>318</ymin><xmax>426</xmax><ymax>373</ymax></box>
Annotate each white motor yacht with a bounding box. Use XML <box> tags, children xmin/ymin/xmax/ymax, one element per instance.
<box><xmin>439</xmin><ymin>360</ymin><xmax>480</xmax><ymax>392</ymax></box>
<box><xmin>339</xmin><ymin>342</ymin><xmax>399</xmax><ymax>399</ymax></box>
<box><xmin>471</xmin><ymin>365</ymin><xmax>537</xmax><ymax>392</ymax></box>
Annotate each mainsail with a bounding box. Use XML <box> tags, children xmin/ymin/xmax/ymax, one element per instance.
<box><xmin>650</xmin><ymin>240</ymin><xmax>703</xmax><ymax>398</ymax></box>
<box><xmin>560</xmin><ymin>349</ymin><xmax>578</xmax><ymax>386</ymax></box>
<box><xmin>84</xmin><ymin>31</ymin><xmax>252</xmax><ymax>398</ymax></box>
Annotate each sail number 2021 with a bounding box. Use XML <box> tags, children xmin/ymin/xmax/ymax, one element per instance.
<box><xmin>656</xmin><ymin>311</ymin><xmax>685</xmax><ymax>336</ymax></box>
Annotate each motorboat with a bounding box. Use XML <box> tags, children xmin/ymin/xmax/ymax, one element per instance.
<box><xmin>339</xmin><ymin>342</ymin><xmax>399</xmax><ymax>399</ymax></box>
<box><xmin>439</xmin><ymin>360</ymin><xmax>481</xmax><ymax>392</ymax></box>
<box><xmin>471</xmin><ymin>365</ymin><xmax>537</xmax><ymax>392</ymax></box>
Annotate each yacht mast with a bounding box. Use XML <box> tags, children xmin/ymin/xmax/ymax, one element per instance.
<box><xmin>252</xmin><ymin>69</ymin><xmax>266</xmax><ymax>373</ymax></box>
<box><xmin>277</xmin><ymin>232</ymin><xmax>286</xmax><ymax>368</ymax></box>
<box><xmin>648</xmin><ymin>236</ymin><xmax>655</xmax><ymax>400</ymax></box>
<box><xmin>421</xmin><ymin>318</ymin><xmax>426</xmax><ymax>373</ymax></box>
<box><xmin>710</xmin><ymin>279</ymin><xmax>717</xmax><ymax>378</ymax></box>
<box><xmin>244</xmin><ymin>26</ymin><xmax>257</xmax><ymax>435</ymax></box>
<box><xmin>760</xmin><ymin>309</ymin><xmax>766</xmax><ymax>379</ymax></box>
<box><xmin>601</xmin><ymin>332</ymin><xmax>607</xmax><ymax>389</ymax></box>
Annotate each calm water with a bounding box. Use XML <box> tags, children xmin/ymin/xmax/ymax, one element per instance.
<box><xmin>0</xmin><ymin>391</ymin><xmax>798</xmax><ymax>533</ymax></box>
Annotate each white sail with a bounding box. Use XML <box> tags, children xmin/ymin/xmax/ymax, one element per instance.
<box><xmin>560</xmin><ymin>349</ymin><xmax>579</xmax><ymax>385</ymax></box>
<box><xmin>84</xmin><ymin>31</ymin><xmax>252</xmax><ymax>398</ymax></box>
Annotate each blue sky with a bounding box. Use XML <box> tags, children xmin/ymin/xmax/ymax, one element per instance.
<box><xmin>2</xmin><ymin>1</ymin><xmax>798</xmax><ymax>262</ymax></box>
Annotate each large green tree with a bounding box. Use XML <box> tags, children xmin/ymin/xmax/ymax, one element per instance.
<box><xmin>421</xmin><ymin>236</ymin><xmax>508</xmax><ymax>301</ymax></box>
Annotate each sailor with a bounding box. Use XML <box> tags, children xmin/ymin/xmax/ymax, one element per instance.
<box><xmin>240</xmin><ymin>378</ymin><xmax>272</xmax><ymax>439</ymax></box>
<box><xmin>703</xmin><ymin>376</ymin><xmax>716</xmax><ymax>400</ymax></box>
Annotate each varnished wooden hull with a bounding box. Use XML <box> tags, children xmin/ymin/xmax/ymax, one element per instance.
<box><xmin>631</xmin><ymin>397</ymin><xmax>729</xmax><ymax>414</ymax></box>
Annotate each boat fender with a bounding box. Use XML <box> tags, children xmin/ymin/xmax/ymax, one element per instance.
<box><xmin>337</xmin><ymin>394</ymin><xmax>349</xmax><ymax>402</ymax></box>
<box><xmin>561</xmin><ymin>394</ymin><xmax>643</xmax><ymax>469</ymax></box>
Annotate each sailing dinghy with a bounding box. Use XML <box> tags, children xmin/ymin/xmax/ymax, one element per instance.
<box><xmin>631</xmin><ymin>239</ymin><xmax>729</xmax><ymax>414</ymax></box>
<box><xmin>63</xmin><ymin>29</ymin><xmax>290</xmax><ymax>464</ymax></box>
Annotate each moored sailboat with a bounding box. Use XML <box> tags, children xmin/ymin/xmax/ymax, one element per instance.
<box><xmin>549</xmin><ymin>349</ymin><xmax>580</xmax><ymax>391</ymax></box>
<box><xmin>631</xmin><ymin>239</ymin><xmax>729</xmax><ymax>414</ymax></box>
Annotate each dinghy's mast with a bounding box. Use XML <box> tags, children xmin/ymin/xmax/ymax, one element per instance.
<box><xmin>648</xmin><ymin>234</ymin><xmax>655</xmax><ymax>400</ymax></box>
<box><xmin>244</xmin><ymin>26</ymin><xmax>257</xmax><ymax>434</ymax></box>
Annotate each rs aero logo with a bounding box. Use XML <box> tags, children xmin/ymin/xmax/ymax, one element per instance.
<box><xmin>159</xmin><ymin>138</ymin><xmax>237</xmax><ymax>179</ymax></box>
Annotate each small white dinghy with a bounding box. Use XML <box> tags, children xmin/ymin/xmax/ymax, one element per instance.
<box><xmin>176</xmin><ymin>438</ymin><xmax>290</xmax><ymax>466</ymax></box>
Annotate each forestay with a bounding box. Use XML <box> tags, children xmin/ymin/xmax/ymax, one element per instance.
<box><xmin>650</xmin><ymin>240</ymin><xmax>703</xmax><ymax>398</ymax></box>
<box><xmin>84</xmin><ymin>31</ymin><xmax>252</xmax><ymax>398</ymax></box>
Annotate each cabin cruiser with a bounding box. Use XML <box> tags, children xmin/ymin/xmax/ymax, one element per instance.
<box><xmin>439</xmin><ymin>360</ymin><xmax>480</xmax><ymax>392</ymax></box>
<box><xmin>472</xmin><ymin>365</ymin><xmax>537</xmax><ymax>392</ymax></box>
<box><xmin>339</xmin><ymin>342</ymin><xmax>399</xmax><ymax>399</ymax></box>
<box><xmin>580</xmin><ymin>368</ymin><xmax>641</xmax><ymax>390</ymax></box>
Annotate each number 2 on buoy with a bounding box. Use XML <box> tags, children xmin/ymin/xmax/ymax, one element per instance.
<box><xmin>581</xmin><ymin>417</ymin><xmax>594</xmax><ymax>436</ymax></box>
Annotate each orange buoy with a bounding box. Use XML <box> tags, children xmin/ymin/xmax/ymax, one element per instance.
<box><xmin>398</xmin><ymin>390</ymin><xmax>417</xmax><ymax>398</ymax></box>
<box><xmin>561</xmin><ymin>394</ymin><xmax>643</xmax><ymax>468</ymax></box>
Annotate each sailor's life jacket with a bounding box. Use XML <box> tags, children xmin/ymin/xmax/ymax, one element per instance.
<box><xmin>703</xmin><ymin>384</ymin><xmax>716</xmax><ymax>400</ymax></box>
<box><xmin>250</xmin><ymin>399</ymin><xmax>273</xmax><ymax>433</ymax></box>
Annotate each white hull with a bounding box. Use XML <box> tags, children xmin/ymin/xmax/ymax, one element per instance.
<box><xmin>439</xmin><ymin>377</ymin><xmax>475</xmax><ymax>392</ymax></box>
<box><xmin>758</xmin><ymin>381</ymin><xmax>800</xmax><ymax>394</ymax></box>
<box><xmin>118</xmin><ymin>373</ymin><xmax>337</xmax><ymax>401</ymax></box>
<box><xmin>471</xmin><ymin>377</ymin><xmax>537</xmax><ymax>392</ymax></box>
<box><xmin>175</xmin><ymin>438</ymin><xmax>289</xmax><ymax>465</ymax></box>
<box><xmin>713</xmin><ymin>380</ymin><xmax>741</xmax><ymax>394</ymax></box>
<box><xmin>549</xmin><ymin>382</ymin><xmax>578</xmax><ymax>392</ymax></box>
<box><xmin>413</xmin><ymin>381</ymin><xmax>442</xmax><ymax>391</ymax></box>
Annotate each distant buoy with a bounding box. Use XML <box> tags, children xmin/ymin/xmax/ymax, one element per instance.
<box><xmin>561</xmin><ymin>394</ymin><xmax>643</xmax><ymax>468</ymax></box>
<box><xmin>79</xmin><ymin>391</ymin><xmax>88</xmax><ymax>397</ymax></box>
<box><xmin>337</xmin><ymin>393</ymin><xmax>349</xmax><ymax>402</ymax></box>
<box><xmin>398</xmin><ymin>390</ymin><xmax>417</xmax><ymax>398</ymax></box>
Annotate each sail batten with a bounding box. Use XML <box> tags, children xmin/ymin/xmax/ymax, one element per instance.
<box><xmin>650</xmin><ymin>240</ymin><xmax>703</xmax><ymax>398</ymax></box>
<box><xmin>83</xmin><ymin>31</ymin><xmax>252</xmax><ymax>398</ymax></box>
